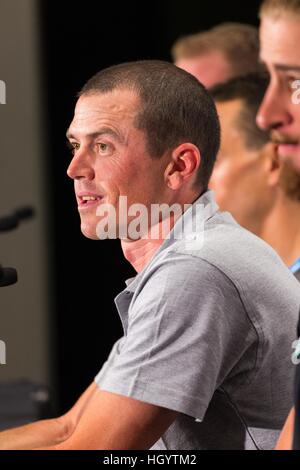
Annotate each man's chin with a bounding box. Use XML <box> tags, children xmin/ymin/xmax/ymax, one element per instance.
<box><xmin>278</xmin><ymin>144</ymin><xmax>300</xmax><ymax>174</ymax></box>
<box><xmin>280</xmin><ymin>162</ymin><xmax>300</xmax><ymax>201</ymax></box>
<box><xmin>80</xmin><ymin>223</ymin><xmax>98</xmax><ymax>240</ymax></box>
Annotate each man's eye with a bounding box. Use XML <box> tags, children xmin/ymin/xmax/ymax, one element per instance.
<box><xmin>67</xmin><ymin>142</ymin><xmax>79</xmax><ymax>155</ymax></box>
<box><xmin>97</xmin><ymin>143</ymin><xmax>109</xmax><ymax>152</ymax></box>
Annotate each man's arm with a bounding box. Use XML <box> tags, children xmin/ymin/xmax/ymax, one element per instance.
<box><xmin>275</xmin><ymin>408</ymin><xmax>295</xmax><ymax>450</ymax></box>
<box><xmin>46</xmin><ymin>387</ymin><xmax>178</xmax><ymax>450</ymax></box>
<box><xmin>0</xmin><ymin>381</ymin><xmax>97</xmax><ymax>450</ymax></box>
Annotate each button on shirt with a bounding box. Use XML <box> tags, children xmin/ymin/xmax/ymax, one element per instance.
<box><xmin>95</xmin><ymin>190</ymin><xmax>300</xmax><ymax>450</ymax></box>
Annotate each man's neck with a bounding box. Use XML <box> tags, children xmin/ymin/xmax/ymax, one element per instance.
<box><xmin>121</xmin><ymin>236</ymin><xmax>165</xmax><ymax>273</ymax></box>
<box><xmin>258</xmin><ymin>194</ymin><xmax>300</xmax><ymax>267</ymax></box>
<box><xmin>121</xmin><ymin>191</ymin><xmax>202</xmax><ymax>273</ymax></box>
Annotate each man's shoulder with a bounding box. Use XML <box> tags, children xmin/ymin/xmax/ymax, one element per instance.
<box><xmin>172</xmin><ymin>211</ymin><xmax>299</xmax><ymax>290</ymax></box>
<box><xmin>141</xmin><ymin>212</ymin><xmax>300</xmax><ymax>316</ymax></box>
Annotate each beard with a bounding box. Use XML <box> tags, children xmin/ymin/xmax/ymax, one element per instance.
<box><xmin>271</xmin><ymin>132</ymin><xmax>299</xmax><ymax>146</ymax></box>
<box><xmin>279</xmin><ymin>161</ymin><xmax>300</xmax><ymax>202</ymax></box>
<box><xmin>271</xmin><ymin>131</ymin><xmax>300</xmax><ymax>174</ymax></box>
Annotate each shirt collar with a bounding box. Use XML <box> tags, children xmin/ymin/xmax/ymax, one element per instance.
<box><xmin>123</xmin><ymin>190</ymin><xmax>219</xmax><ymax>292</ymax></box>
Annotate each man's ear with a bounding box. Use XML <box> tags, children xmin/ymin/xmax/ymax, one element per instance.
<box><xmin>263</xmin><ymin>142</ymin><xmax>282</xmax><ymax>187</ymax></box>
<box><xmin>164</xmin><ymin>143</ymin><xmax>201</xmax><ymax>190</ymax></box>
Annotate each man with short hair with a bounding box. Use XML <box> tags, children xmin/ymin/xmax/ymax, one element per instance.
<box><xmin>0</xmin><ymin>60</ymin><xmax>299</xmax><ymax>450</ymax></box>
<box><xmin>209</xmin><ymin>73</ymin><xmax>300</xmax><ymax>270</ymax></box>
<box><xmin>257</xmin><ymin>0</ymin><xmax>300</xmax><ymax>175</ymax></box>
<box><xmin>172</xmin><ymin>23</ymin><xmax>262</xmax><ymax>88</ymax></box>
<box><xmin>256</xmin><ymin>0</ymin><xmax>300</xmax><ymax>449</ymax></box>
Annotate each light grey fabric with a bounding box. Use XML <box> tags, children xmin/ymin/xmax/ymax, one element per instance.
<box><xmin>95</xmin><ymin>190</ymin><xmax>300</xmax><ymax>450</ymax></box>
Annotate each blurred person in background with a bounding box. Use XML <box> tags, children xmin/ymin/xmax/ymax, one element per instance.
<box><xmin>256</xmin><ymin>0</ymin><xmax>300</xmax><ymax>450</ymax></box>
<box><xmin>210</xmin><ymin>73</ymin><xmax>300</xmax><ymax>275</ymax></box>
<box><xmin>172</xmin><ymin>22</ymin><xmax>263</xmax><ymax>89</ymax></box>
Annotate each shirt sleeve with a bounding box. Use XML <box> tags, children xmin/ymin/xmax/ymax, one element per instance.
<box><xmin>95</xmin><ymin>253</ymin><xmax>257</xmax><ymax>420</ymax></box>
<box><xmin>95</xmin><ymin>336</ymin><xmax>126</xmax><ymax>385</ymax></box>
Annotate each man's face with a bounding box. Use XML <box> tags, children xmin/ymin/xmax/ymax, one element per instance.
<box><xmin>66</xmin><ymin>89</ymin><xmax>169</xmax><ymax>240</ymax></box>
<box><xmin>175</xmin><ymin>50</ymin><xmax>232</xmax><ymax>89</ymax></box>
<box><xmin>257</xmin><ymin>14</ymin><xmax>300</xmax><ymax>173</ymax></box>
<box><xmin>209</xmin><ymin>99</ymin><xmax>274</xmax><ymax>232</ymax></box>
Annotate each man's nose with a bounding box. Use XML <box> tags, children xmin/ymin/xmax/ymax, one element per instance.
<box><xmin>67</xmin><ymin>149</ymin><xmax>95</xmax><ymax>180</ymax></box>
<box><xmin>256</xmin><ymin>83</ymin><xmax>292</xmax><ymax>131</ymax></box>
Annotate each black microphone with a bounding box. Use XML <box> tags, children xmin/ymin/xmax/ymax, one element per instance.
<box><xmin>0</xmin><ymin>215</ymin><xmax>18</xmax><ymax>231</ymax></box>
<box><xmin>0</xmin><ymin>265</ymin><xmax>18</xmax><ymax>287</ymax></box>
<box><xmin>0</xmin><ymin>206</ymin><xmax>35</xmax><ymax>232</ymax></box>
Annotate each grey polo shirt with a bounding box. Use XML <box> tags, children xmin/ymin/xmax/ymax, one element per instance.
<box><xmin>95</xmin><ymin>190</ymin><xmax>300</xmax><ymax>450</ymax></box>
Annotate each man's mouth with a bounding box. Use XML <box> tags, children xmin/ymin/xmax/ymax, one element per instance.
<box><xmin>271</xmin><ymin>133</ymin><xmax>300</xmax><ymax>157</ymax></box>
<box><xmin>77</xmin><ymin>192</ymin><xmax>104</xmax><ymax>209</ymax></box>
<box><xmin>277</xmin><ymin>142</ymin><xmax>300</xmax><ymax>157</ymax></box>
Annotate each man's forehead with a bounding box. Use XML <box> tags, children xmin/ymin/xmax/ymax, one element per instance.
<box><xmin>260</xmin><ymin>16</ymin><xmax>300</xmax><ymax>68</ymax></box>
<box><xmin>74</xmin><ymin>89</ymin><xmax>139</xmax><ymax>116</ymax></box>
<box><xmin>68</xmin><ymin>89</ymin><xmax>140</xmax><ymax>136</ymax></box>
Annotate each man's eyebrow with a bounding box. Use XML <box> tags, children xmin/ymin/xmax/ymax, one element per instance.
<box><xmin>259</xmin><ymin>59</ymin><xmax>300</xmax><ymax>73</ymax></box>
<box><xmin>66</xmin><ymin>127</ymin><xmax>124</xmax><ymax>142</ymax></box>
<box><xmin>275</xmin><ymin>63</ymin><xmax>300</xmax><ymax>72</ymax></box>
<box><xmin>272</xmin><ymin>63</ymin><xmax>300</xmax><ymax>72</ymax></box>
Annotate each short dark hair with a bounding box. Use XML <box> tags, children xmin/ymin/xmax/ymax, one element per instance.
<box><xmin>210</xmin><ymin>73</ymin><xmax>270</xmax><ymax>150</ymax></box>
<box><xmin>79</xmin><ymin>60</ymin><xmax>220</xmax><ymax>190</ymax></box>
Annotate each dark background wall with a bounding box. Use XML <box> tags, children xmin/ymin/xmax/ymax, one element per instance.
<box><xmin>39</xmin><ymin>0</ymin><xmax>262</xmax><ymax>413</ymax></box>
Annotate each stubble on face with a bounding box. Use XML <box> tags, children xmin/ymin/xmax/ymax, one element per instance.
<box><xmin>259</xmin><ymin>15</ymin><xmax>300</xmax><ymax>173</ymax></box>
<box><xmin>279</xmin><ymin>161</ymin><xmax>300</xmax><ymax>201</ymax></box>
